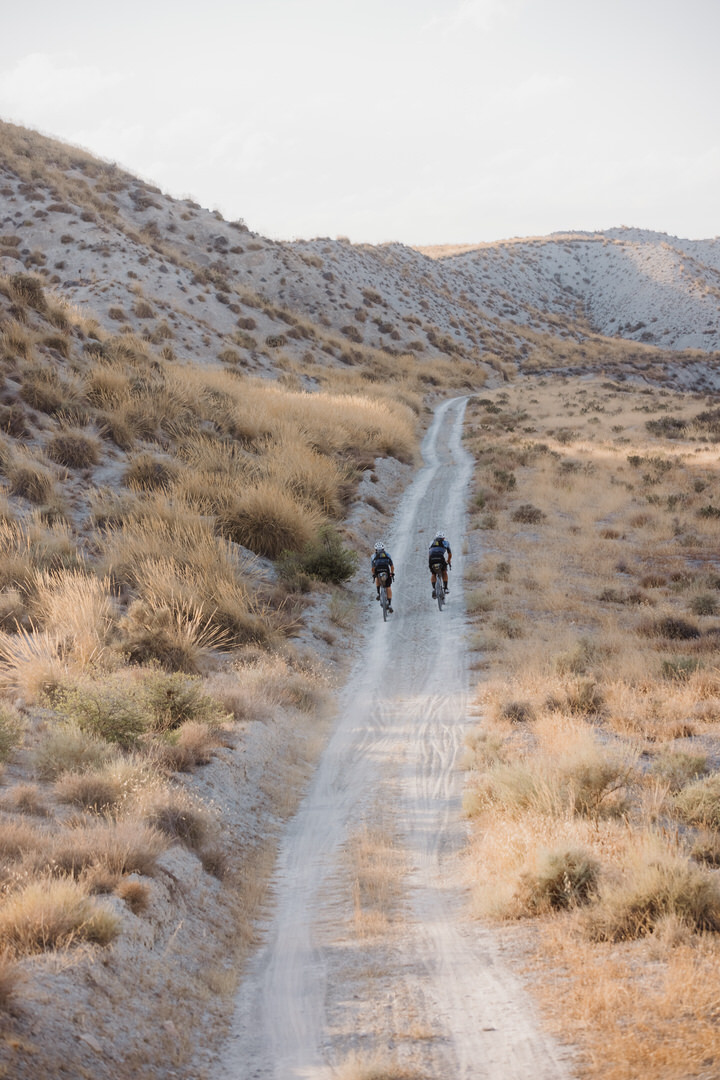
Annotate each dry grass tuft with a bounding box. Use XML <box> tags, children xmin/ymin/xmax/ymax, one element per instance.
<box><xmin>0</xmin><ymin>878</ymin><xmax>119</xmax><ymax>954</ymax></box>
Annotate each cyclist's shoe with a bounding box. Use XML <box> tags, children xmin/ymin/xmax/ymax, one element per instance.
<box><xmin>431</xmin><ymin>588</ymin><xmax>436</xmax><ymax>597</ymax></box>
<box><xmin>387</xmin><ymin>606</ymin><xmax>394</xmax><ymax>613</ymax></box>
<box><xmin>374</xmin><ymin>592</ymin><xmax>379</xmax><ymax>600</ymax></box>
<box><xmin>444</xmin><ymin>586</ymin><xmax>449</xmax><ymax>594</ymax></box>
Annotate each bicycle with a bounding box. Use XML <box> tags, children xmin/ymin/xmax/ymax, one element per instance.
<box><xmin>377</xmin><ymin>569</ymin><xmax>390</xmax><ymax>621</ymax></box>
<box><xmin>430</xmin><ymin>559</ymin><xmax>446</xmax><ymax>611</ymax></box>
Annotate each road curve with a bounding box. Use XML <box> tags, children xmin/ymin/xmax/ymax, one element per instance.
<box><xmin>215</xmin><ymin>396</ymin><xmax>574</xmax><ymax>1080</ymax></box>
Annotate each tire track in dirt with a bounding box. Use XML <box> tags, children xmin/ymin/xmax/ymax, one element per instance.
<box><xmin>215</xmin><ymin>397</ymin><xmax>575</xmax><ymax>1079</ymax></box>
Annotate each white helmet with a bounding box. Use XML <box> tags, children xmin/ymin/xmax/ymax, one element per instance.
<box><xmin>374</xmin><ymin>541</ymin><xmax>385</xmax><ymax>550</ymax></box>
<box><xmin>436</xmin><ymin>531</ymin><xmax>446</xmax><ymax>539</ymax></box>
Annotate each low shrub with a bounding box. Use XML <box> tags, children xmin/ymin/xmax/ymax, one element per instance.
<box><xmin>0</xmin><ymin>705</ymin><xmax>24</xmax><ymax>762</ymax></box>
<box><xmin>690</xmin><ymin>593</ymin><xmax>718</xmax><ymax>616</ymax></box>
<box><xmin>651</xmin><ymin>749</ymin><xmax>707</xmax><ymax>792</ymax></box>
<box><xmin>8</xmin><ymin>461</ymin><xmax>54</xmax><ymax>504</ymax></box>
<box><xmin>142</xmin><ymin>670</ymin><xmax>229</xmax><ymax>732</ymax></box>
<box><xmin>516</xmin><ymin>847</ymin><xmax>599</xmax><ymax>913</ymax></box>
<box><xmin>54</xmin><ymin>770</ymin><xmax>123</xmax><ymax>812</ymax></box>
<box><xmin>498</xmin><ymin>700</ymin><xmax>535</xmax><ymax>724</ymax></box>
<box><xmin>511</xmin><ymin>503</ymin><xmax>545</xmax><ymax>524</ymax></box>
<box><xmin>277</xmin><ymin>526</ymin><xmax>358</xmax><ymax>585</ymax></box>
<box><xmin>585</xmin><ymin>852</ymin><xmax>720</xmax><ymax>940</ymax></box>
<box><xmin>115</xmin><ymin>878</ymin><xmax>150</xmax><ymax>914</ymax></box>
<box><xmin>0</xmin><ymin>951</ymin><xmax>24</xmax><ymax>1012</ymax></box>
<box><xmin>140</xmin><ymin>789</ymin><xmax>212</xmax><ymax>850</ymax></box>
<box><xmin>52</xmin><ymin>676</ymin><xmax>149</xmax><ymax>749</ymax></box>
<box><xmin>639</xmin><ymin>616</ymin><xmax>700</xmax><ymax>640</ymax></box>
<box><xmin>118</xmin><ymin>598</ymin><xmax>230</xmax><ymax>673</ymax></box>
<box><xmin>674</xmin><ymin>774</ymin><xmax>720</xmax><ymax>829</ymax></box>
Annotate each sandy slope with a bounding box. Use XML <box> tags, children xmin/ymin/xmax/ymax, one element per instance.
<box><xmin>211</xmin><ymin>398</ymin><xmax>573</xmax><ymax>1079</ymax></box>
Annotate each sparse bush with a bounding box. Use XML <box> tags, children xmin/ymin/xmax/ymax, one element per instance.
<box><xmin>516</xmin><ymin>847</ymin><xmax>599</xmax><ymax>913</ymax></box>
<box><xmin>498</xmin><ymin>700</ymin><xmax>534</xmax><ymax>724</ymax></box>
<box><xmin>140</xmin><ymin>789</ymin><xmax>212</xmax><ymax>849</ymax></box>
<box><xmin>690</xmin><ymin>593</ymin><xmax>718</xmax><ymax>616</ymax></box>
<box><xmin>0</xmin><ymin>951</ymin><xmax>24</xmax><ymax>1011</ymax></box>
<box><xmin>661</xmin><ymin>656</ymin><xmax>700</xmax><ymax>682</ymax></box>
<box><xmin>511</xmin><ymin>503</ymin><xmax>545</xmax><ymax>524</ymax></box>
<box><xmin>52</xmin><ymin>676</ymin><xmax>150</xmax><ymax>749</ymax></box>
<box><xmin>0</xmin><ymin>705</ymin><xmax>24</xmax><ymax>762</ymax></box>
<box><xmin>639</xmin><ymin>616</ymin><xmax>700</xmax><ymax>640</ymax></box>
<box><xmin>277</xmin><ymin>526</ymin><xmax>358</xmax><ymax>585</ymax></box>
<box><xmin>39</xmin><ymin>819</ymin><xmax>167</xmax><ymax>880</ymax></box>
<box><xmin>651</xmin><ymin>749</ymin><xmax>707</xmax><ymax>792</ymax></box>
<box><xmin>118</xmin><ymin>598</ymin><xmax>230</xmax><ymax>673</ymax></box>
<box><xmin>585</xmin><ymin>852</ymin><xmax>720</xmax><ymax>940</ymax></box>
<box><xmin>55</xmin><ymin>770</ymin><xmax>122</xmax><ymax>812</ymax></box>
<box><xmin>143</xmin><ymin>670</ymin><xmax>228</xmax><ymax>732</ymax></box>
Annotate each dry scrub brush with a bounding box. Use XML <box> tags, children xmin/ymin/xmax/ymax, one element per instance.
<box><xmin>463</xmin><ymin>377</ymin><xmax>720</xmax><ymax>1078</ymax></box>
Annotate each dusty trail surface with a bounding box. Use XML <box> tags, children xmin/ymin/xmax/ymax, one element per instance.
<box><xmin>215</xmin><ymin>398</ymin><xmax>574</xmax><ymax>1079</ymax></box>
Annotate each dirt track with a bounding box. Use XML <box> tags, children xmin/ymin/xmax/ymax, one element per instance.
<box><xmin>214</xmin><ymin>397</ymin><xmax>574</xmax><ymax>1079</ymax></box>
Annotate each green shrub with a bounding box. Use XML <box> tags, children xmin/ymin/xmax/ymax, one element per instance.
<box><xmin>278</xmin><ymin>526</ymin><xmax>358</xmax><ymax>585</ymax></box>
<box><xmin>52</xmin><ymin>677</ymin><xmax>149</xmax><ymax>749</ymax></box>
<box><xmin>142</xmin><ymin>670</ymin><xmax>229</xmax><ymax>732</ymax></box>
<box><xmin>0</xmin><ymin>705</ymin><xmax>24</xmax><ymax>762</ymax></box>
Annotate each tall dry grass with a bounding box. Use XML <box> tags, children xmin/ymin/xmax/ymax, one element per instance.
<box><xmin>463</xmin><ymin>376</ymin><xmax>720</xmax><ymax>1076</ymax></box>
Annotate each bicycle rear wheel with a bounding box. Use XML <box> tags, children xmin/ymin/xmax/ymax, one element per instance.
<box><xmin>431</xmin><ymin>562</ymin><xmax>445</xmax><ymax>611</ymax></box>
<box><xmin>380</xmin><ymin>585</ymin><xmax>388</xmax><ymax>621</ymax></box>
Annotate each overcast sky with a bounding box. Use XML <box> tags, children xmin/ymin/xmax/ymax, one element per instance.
<box><xmin>1</xmin><ymin>0</ymin><xmax>719</xmax><ymax>245</ymax></box>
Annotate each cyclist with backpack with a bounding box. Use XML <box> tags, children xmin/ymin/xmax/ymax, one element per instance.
<box><xmin>428</xmin><ymin>531</ymin><xmax>452</xmax><ymax>598</ymax></box>
<box><xmin>371</xmin><ymin>541</ymin><xmax>395</xmax><ymax>613</ymax></box>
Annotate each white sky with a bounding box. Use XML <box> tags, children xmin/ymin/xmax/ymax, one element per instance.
<box><xmin>1</xmin><ymin>0</ymin><xmax>719</xmax><ymax>245</ymax></box>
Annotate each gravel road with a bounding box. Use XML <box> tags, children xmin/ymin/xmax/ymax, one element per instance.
<box><xmin>215</xmin><ymin>397</ymin><xmax>574</xmax><ymax>1079</ymax></box>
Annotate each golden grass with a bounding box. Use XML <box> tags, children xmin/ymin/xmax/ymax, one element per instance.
<box><xmin>464</xmin><ymin>377</ymin><xmax>720</xmax><ymax>1075</ymax></box>
<box><xmin>348</xmin><ymin>823</ymin><xmax>405</xmax><ymax>938</ymax></box>
<box><xmin>0</xmin><ymin>878</ymin><xmax>119</xmax><ymax>954</ymax></box>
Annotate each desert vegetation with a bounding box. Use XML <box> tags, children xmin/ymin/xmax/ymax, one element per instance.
<box><xmin>463</xmin><ymin>376</ymin><xmax>720</xmax><ymax>1077</ymax></box>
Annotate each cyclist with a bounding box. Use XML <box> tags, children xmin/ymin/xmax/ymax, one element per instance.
<box><xmin>428</xmin><ymin>531</ymin><xmax>452</xmax><ymax>598</ymax></box>
<box><xmin>371</xmin><ymin>541</ymin><xmax>395</xmax><ymax>613</ymax></box>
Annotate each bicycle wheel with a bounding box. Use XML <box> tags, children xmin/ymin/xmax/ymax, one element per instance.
<box><xmin>432</xmin><ymin>562</ymin><xmax>445</xmax><ymax>611</ymax></box>
<box><xmin>378</xmin><ymin>571</ymin><xmax>389</xmax><ymax>621</ymax></box>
